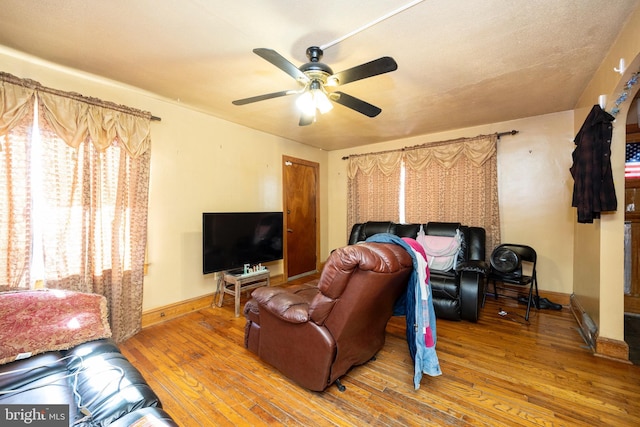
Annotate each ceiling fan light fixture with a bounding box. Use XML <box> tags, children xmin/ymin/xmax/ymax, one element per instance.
<box><xmin>326</xmin><ymin>76</ymin><xmax>339</xmax><ymax>86</ymax></box>
<box><xmin>296</xmin><ymin>91</ymin><xmax>316</xmax><ymax>116</ymax></box>
<box><xmin>315</xmin><ymin>89</ymin><xmax>333</xmax><ymax>114</ymax></box>
<box><xmin>296</xmin><ymin>81</ymin><xmax>333</xmax><ymax>116</ymax></box>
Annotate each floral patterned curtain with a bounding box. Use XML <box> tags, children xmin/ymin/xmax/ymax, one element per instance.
<box><xmin>0</xmin><ymin>81</ymin><xmax>35</xmax><ymax>289</ymax></box>
<box><xmin>346</xmin><ymin>134</ymin><xmax>500</xmax><ymax>256</ymax></box>
<box><xmin>0</xmin><ymin>73</ymin><xmax>151</xmax><ymax>342</ymax></box>
<box><xmin>347</xmin><ymin>151</ymin><xmax>402</xmax><ymax>236</ymax></box>
<box><xmin>404</xmin><ymin>134</ymin><xmax>500</xmax><ymax>255</ymax></box>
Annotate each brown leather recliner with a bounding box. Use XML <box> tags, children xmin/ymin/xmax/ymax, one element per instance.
<box><xmin>243</xmin><ymin>242</ymin><xmax>413</xmax><ymax>392</ymax></box>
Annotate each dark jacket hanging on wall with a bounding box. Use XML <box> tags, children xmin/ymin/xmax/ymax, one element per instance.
<box><xmin>570</xmin><ymin>104</ymin><xmax>617</xmax><ymax>223</ymax></box>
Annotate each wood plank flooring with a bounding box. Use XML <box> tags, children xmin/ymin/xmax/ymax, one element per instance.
<box><xmin>120</xmin><ymin>278</ymin><xmax>640</xmax><ymax>426</ymax></box>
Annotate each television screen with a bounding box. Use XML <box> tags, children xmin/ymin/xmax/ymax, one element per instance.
<box><xmin>202</xmin><ymin>212</ymin><xmax>283</xmax><ymax>274</ymax></box>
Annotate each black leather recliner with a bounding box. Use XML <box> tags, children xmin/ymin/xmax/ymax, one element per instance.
<box><xmin>348</xmin><ymin>221</ymin><xmax>487</xmax><ymax>322</ymax></box>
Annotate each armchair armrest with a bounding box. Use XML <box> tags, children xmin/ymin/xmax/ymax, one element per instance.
<box><xmin>251</xmin><ymin>287</ymin><xmax>310</xmax><ymax>324</ymax></box>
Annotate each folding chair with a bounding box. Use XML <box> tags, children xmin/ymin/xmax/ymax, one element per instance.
<box><xmin>484</xmin><ymin>244</ymin><xmax>539</xmax><ymax>321</ymax></box>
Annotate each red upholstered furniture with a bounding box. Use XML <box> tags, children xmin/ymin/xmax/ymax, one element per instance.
<box><xmin>243</xmin><ymin>242</ymin><xmax>413</xmax><ymax>391</ymax></box>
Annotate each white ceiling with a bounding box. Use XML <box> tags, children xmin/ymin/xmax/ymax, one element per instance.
<box><xmin>0</xmin><ymin>0</ymin><xmax>638</xmax><ymax>151</ymax></box>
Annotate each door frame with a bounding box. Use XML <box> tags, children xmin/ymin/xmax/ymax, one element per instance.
<box><xmin>282</xmin><ymin>155</ymin><xmax>320</xmax><ymax>282</ymax></box>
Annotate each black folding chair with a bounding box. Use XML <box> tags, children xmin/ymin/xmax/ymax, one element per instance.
<box><xmin>484</xmin><ymin>244</ymin><xmax>539</xmax><ymax>321</ymax></box>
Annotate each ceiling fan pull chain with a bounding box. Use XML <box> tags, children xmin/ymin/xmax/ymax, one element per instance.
<box><xmin>319</xmin><ymin>0</ymin><xmax>425</xmax><ymax>51</ymax></box>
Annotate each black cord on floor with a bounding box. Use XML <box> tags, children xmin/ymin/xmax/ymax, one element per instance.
<box><xmin>498</xmin><ymin>307</ymin><xmax>531</xmax><ymax>325</ymax></box>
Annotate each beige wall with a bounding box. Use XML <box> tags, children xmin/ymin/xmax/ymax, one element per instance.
<box><xmin>0</xmin><ymin>46</ymin><xmax>329</xmax><ymax>311</ymax></box>
<box><xmin>327</xmin><ymin>111</ymin><xmax>576</xmax><ymax>295</ymax></box>
<box><xmin>141</xmin><ymin>109</ymin><xmax>328</xmax><ymax>310</ymax></box>
<box><xmin>572</xmin><ymin>6</ymin><xmax>640</xmax><ymax>342</ymax></box>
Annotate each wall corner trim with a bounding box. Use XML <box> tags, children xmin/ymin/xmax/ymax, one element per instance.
<box><xmin>595</xmin><ymin>336</ymin><xmax>631</xmax><ymax>363</ymax></box>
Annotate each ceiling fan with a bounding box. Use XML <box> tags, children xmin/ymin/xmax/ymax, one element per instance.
<box><xmin>232</xmin><ymin>46</ymin><xmax>398</xmax><ymax>126</ymax></box>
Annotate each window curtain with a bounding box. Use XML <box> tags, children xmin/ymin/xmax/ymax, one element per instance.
<box><xmin>0</xmin><ymin>73</ymin><xmax>151</xmax><ymax>342</ymax></box>
<box><xmin>345</xmin><ymin>134</ymin><xmax>500</xmax><ymax>255</ymax></box>
<box><xmin>347</xmin><ymin>151</ymin><xmax>402</xmax><ymax>235</ymax></box>
<box><xmin>404</xmin><ymin>134</ymin><xmax>500</xmax><ymax>255</ymax></box>
<box><xmin>0</xmin><ymin>81</ymin><xmax>35</xmax><ymax>289</ymax></box>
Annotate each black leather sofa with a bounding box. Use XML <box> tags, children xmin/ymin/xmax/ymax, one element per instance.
<box><xmin>0</xmin><ymin>338</ymin><xmax>178</xmax><ymax>427</ymax></box>
<box><xmin>349</xmin><ymin>221</ymin><xmax>487</xmax><ymax>322</ymax></box>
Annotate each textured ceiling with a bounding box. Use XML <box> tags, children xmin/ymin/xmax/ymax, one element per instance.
<box><xmin>0</xmin><ymin>0</ymin><xmax>638</xmax><ymax>151</ymax></box>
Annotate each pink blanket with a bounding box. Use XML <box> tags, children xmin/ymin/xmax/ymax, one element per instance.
<box><xmin>418</xmin><ymin>234</ymin><xmax>461</xmax><ymax>271</ymax></box>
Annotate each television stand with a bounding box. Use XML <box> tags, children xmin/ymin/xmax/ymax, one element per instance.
<box><xmin>216</xmin><ymin>268</ymin><xmax>270</xmax><ymax>317</ymax></box>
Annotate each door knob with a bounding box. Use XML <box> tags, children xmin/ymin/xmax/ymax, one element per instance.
<box><xmin>287</xmin><ymin>229</ymin><xmax>293</xmax><ymax>233</ymax></box>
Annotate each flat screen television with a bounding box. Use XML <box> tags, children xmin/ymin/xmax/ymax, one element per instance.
<box><xmin>202</xmin><ymin>212</ymin><xmax>283</xmax><ymax>274</ymax></box>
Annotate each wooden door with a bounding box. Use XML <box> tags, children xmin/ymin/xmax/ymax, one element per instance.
<box><xmin>283</xmin><ymin>156</ymin><xmax>319</xmax><ymax>280</ymax></box>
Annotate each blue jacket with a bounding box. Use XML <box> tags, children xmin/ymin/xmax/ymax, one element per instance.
<box><xmin>365</xmin><ymin>233</ymin><xmax>442</xmax><ymax>388</ymax></box>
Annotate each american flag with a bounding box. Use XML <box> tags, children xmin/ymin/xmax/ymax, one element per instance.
<box><xmin>626</xmin><ymin>143</ymin><xmax>640</xmax><ymax>178</ymax></box>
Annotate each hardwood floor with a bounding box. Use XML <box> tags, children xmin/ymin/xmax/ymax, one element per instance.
<box><xmin>120</xmin><ymin>278</ymin><xmax>640</xmax><ymax>426</ymax></box>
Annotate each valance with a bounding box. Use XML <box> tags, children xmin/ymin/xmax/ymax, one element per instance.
<box><xmin>0</xmin><ymin>73</ymin><xmax>151</xmax><ymax>158</ymax></box>
<box><xmin>347</xmin><ymin>151</ymin><xmax>402</xmax><ymax>179</ymax></box>
<box><xmin>404</xmin><ymin>135</ymin><xmax>497</xmax><ymax>171</ymax></box>
<box><xmin>347</xmin><ymin>134</ymin><xmax>497</xmax><ymax>179</ymax></box>
<box><xmin>0</xmin><ymin>80</ymin><xmax>35</xmax><ymax>135</ymax></box>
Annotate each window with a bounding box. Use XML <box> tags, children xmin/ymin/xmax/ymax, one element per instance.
<box><xmin>347</xmin><ymin>134</ymin><xmax>501</xmax><ymax>254</ymax></box>
<box><xmin>30</xmin><ymin>101</ymin><xmax>45</xmax><ymax>287</ymax></box>
<box><xmin>1</xmin><ymin>73</ymin><xmax>153</xmax><ymax>341</ymax></box>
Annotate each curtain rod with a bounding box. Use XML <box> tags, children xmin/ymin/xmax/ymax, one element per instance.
<box><xmin>341</xmin><ymin>130</ymin><xmax>519</xmax><ymax>160</ymax></box>
<box><xmin>0</xmin><ymin>72</ymin><xmax>161</xmax><ymax>122</ymax></box>
<box><xmin>497</xmin><ymin>129</ymin><xmax>519</xmax><ymax>138</ymax></box>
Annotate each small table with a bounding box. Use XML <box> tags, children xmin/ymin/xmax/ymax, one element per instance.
<box><xmin>217</xmin><ymin>269</ymin><xmax>270</xmax><ymax>317</ymax></box>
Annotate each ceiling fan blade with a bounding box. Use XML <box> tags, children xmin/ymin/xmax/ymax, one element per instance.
<box><xmin>331</xmin><ymin>92</ymin><xmax>382</xmax><ymax>117</ymax></box>
<box><xmin>253</xmin><ymin>48</ymin><xmax>309</xmax><ymax>82</ymax></box>
<box><xmin>299</xmin><ymin>113</ymin><xmax>315</xmax><ymax>126</ymax></box>
<box><xmin>330</xmin><ymin>57</ymin><xmax>397</xmax><ymax>86</ymax></box>
<box><xmin>232</xmin><ymin>90</ymin><xmax>295</xmax><ymax>105</ymax></box>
